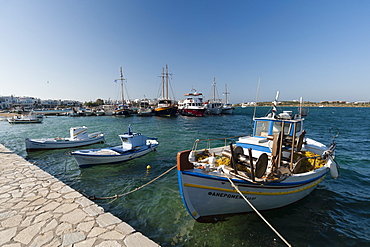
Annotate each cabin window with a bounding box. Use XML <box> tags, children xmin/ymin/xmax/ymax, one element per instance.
<box><xmin>120</xmin><ymin>137</ymin><xmax>130</xmax><ymax>143</ymax></box>
<box><xmin>255</xmin><ymin>121</ymin><xmax>270</xmax><ymax>137</ymax></box>
<box><xmin>272</xmin><ymin>121</ymin><xmax>293</xmax><ymax>136</ymax></box>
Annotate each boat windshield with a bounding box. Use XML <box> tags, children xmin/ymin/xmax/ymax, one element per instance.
<box><xmin>120</xmin><ymin>137</ymin><xmax>130</xmax><ymax>143</ymax></box>
<box><xmin>255</xmin><ymin>120</ymin><xmax>302</xmax><ymax>137</ymax></box>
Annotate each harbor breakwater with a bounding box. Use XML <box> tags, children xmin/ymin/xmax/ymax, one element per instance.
<box><xmin>0</xmin><ymin>143</ymin><xmax>159</xmax><ymax>246</ymax></box>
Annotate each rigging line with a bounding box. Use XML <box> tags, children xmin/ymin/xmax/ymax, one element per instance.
<box><xmin>85</xmin><ymin>165</ymin><xmax>177</xmax><ymax>201</ymax></box>
<box><xmin>226</xmin><ymin>176</ymin><xmax>292</xmax><ymax>247</ymax></box>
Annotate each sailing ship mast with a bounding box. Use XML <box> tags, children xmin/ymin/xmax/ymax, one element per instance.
<box><xmin>223</xmin><ymin>84</ymin><xmax>230</xmax><ymax>103</ymax></box>
<box><xmin>212</xmin><ymin>77</ymin><xmax>217</xmax><ymax>102</ymax></box>
<box><xmin>116</xmin><ymin>66</ymin><xmax>126</xmax><ymax>106</ymax></box>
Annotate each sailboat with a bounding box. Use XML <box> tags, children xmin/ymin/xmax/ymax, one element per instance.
<box><xmin>221</xmin><ymin>84</ymin><xmax>235</xmax><ymax>114</ymax></box>
<box><xmin>154</xmin><ymin>65</ymin><xmax>177</xmax><ymax>117</ymax></box>
<box><xmin>204</xmin><ymin>77</ymin><xmax>223</xmax><ymax>115</ymax></box>
<box><xmin>113</xmin><ymin>66</ymin><xmax>133</xmax><ymax>116</ymax></box>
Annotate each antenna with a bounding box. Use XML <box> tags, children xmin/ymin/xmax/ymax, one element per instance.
<box><xmin>253</xmin><ymin>78</ymin><xmax>261</xmax><ymax>119</ymax></box>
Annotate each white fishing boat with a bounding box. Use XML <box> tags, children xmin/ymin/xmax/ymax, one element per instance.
<box><xmin>25</xmin><ymin>126</ymin><xmax>105</xmax><ymax>150</ymax></box>
<box><xmin>8</xmin><ymin>114</ymin><xmax>43</xmax><ymax>124</ymax></box>
<box><xmin>71</xmin><ymin>125</ymin><xmax>159</xmax><ymax>167</ymax></box>
<box><xmin>137</xmin><ymin>98</ymin><xmax>153</xmax><ymax>116</ymax></box>
<box><xmin>177</xmin><ymin>91</ymin><xmax>339</xmax><ymax>221</ymax></box>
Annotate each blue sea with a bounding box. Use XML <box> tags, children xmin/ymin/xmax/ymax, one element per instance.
<box><xmin>1</xmin><ymin>107</ymin><xmax>369</xmax><ymax>246</ymax></box>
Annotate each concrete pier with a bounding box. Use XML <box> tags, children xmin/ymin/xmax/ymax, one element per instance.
<box><xmin>0</xmin><ymin>144</ymin><xmax>160</xmax><ymax>247</ymax></box>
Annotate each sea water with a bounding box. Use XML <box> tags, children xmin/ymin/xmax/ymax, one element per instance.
<box><xmin>1</xmin><ymin>107</ymin><xmax>369</xmax><ymax>246</ymax></box>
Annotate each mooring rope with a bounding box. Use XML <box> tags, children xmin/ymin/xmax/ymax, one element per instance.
<box><xmin>226</xmin><ymin>176</ymin><xmax>292</xmax><ymax>247</ymax></box>
<box><xmin>84</xmin><ymin>165</ymin><xmax>177</xmax><ymax>203</ymax></box>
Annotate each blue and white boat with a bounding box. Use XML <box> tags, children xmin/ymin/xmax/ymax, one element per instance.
<box><xmin>177</xmin><ymin>91</ymin><xmax>339</xmax><ymax>221</ymax></box>
<box><xmin>71</xmin><ymin>125</ymin><xmax>159</xmax><ymax>167</ymax></box>
<box><xmin>25</xmin><ymin>126</ymin><xmax>105</xmax><ymax>150</ymax></box>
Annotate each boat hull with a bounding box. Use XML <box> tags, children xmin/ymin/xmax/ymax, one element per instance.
<box><xmin>178</xmin><ymin>109</ymin><xmax>205</xmax><ymax>117</ymax></box>
<box><xmin>178</xmin><ymin>167</ymin><xmax>328</xmax><ymax>221</ymax></box>
<box><xmin>71</xmin><ymin>142</ymin><xmax>159</xmax><ymax>167</ymax></box>
<box><xmin>154</xmin><ymin>106</ymin><xmax>177</xmax><ymax>117</ymax></box>
<box><xmin>25</xmin><ymin>134</ymin><xmax>105</xmax><ymax>150</ymax></box>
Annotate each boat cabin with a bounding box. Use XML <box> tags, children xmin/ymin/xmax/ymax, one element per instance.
<box><xmin>253</xmin><ymin>111</ymin><xmax>303</xmax><ymax>138</ymax></box>
<box><xmin>70</xmin><ymin>126</ymin><xmax>88</xmax><ymax>140</ymax></box>
<box><xmin>119</xmin><ymin>132</ymin><xmax>147</xmax><ymax>149</ymax></box>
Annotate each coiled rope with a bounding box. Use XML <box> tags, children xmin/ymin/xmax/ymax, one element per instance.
<box><xmin>226</xmin><ymin>176</ymin><xmax>292</xmax><ymax>247</ymax></box>
<box><xmin>84</xmin><ymin>165</ymin><xmax>177</xmax><ymax>204</ymax></box>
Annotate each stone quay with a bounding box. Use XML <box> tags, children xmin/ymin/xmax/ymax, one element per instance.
<box><xmin>0</xmin><ymin>144</ymin><xmax>160</xmax><ymax>247</ymax></box>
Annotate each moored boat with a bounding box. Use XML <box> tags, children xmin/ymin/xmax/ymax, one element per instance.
<box><xmin>204</xmin><ymin>78</ymin><xmax>223</xmax><ymax>115</ymax></box>
<box><xmin>221</xmin><ymin>84</ymin><xmax>234</xmax><ymax>114</ymax></box>
<box><xmin>154</xmin><ymin>65</ymin><xmax>178</xmax><ymax>117</ymax></box>
<box><xmin>137</xmin><ymin>99</ymin><xmax>153</xmax><ymax>116</ymax></box>
<box><xmin>178</xmin><ymin>89</ymin><xmax>206</xmax><ymax>117</ymax></box>
<box><xmin>25</xmin><ymin>126</ymin><xmax>105</xmax><ymax>150</ymax></box>
<box><xmin>177</xmin><ymin>91</ymin><xmax>339</xmax><ymax>221</ymax></box>
<box><xmin>71</xmin><ymin>125</ymin><xmax>159</xmax><ymax>167</ymax></box>
<box><xmin>8</xmin><ymin>114</ymin><xmax>43</xmax><ymax>124</ymax></box>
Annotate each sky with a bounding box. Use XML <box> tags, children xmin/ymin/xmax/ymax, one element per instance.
<box><xmin>1</xmin><ymin>0</ymin><xmax>370</xmax><ymax>103</ymax></box>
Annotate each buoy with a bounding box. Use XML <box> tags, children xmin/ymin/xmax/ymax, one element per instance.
<box><xmin>146</xmin><ymin>165</ymin><xmax>151</xmax><ymax>170</ymax></box>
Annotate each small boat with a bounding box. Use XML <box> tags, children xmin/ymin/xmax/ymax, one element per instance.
<box><xmin>221</xmin><ymin>84</ymin><xmax>234</xmax><ymax>114</ymax></box>
<box><xmin>137</xmin><ymin>99</ymin><xmax>153</xmax><ymax>116</ymax></box>
<box><xmin>71</xmin><ymin>125</ymin><xmax>159</xmax><ymax>167</ymax></box>
<box><xmin>178</xmin><ymin>88</ymin><xmax>206</xmax><ymax>117</ymax></box>
<box><xmin>204</xmin><ymin>78</ymin><xmax>223</xmax><ymax>115</ymax></box>
<box><xmin>177</xmin><ymin>91</ymin><xmax>339</xmax><ymax>221</ymax></box>
<box><xmin>8</xmin><ymin>114</ymin><xmax>43</xmax><ymax>124</ymax></box>
<box><xmin>25</xmin><ymin>126</ymin><xmax>105</xmax><ymax>150</ymax></box>
<box><xmin>154</xmin><ymin>65</ymin><xmax>178</xmax><ymax>117</ymax></box>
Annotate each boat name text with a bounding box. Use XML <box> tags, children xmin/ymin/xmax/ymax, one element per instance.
<box><xmin>208</xmin><ymin>192</ymin><xmax>256</xmax><ymax>200</ymax></box>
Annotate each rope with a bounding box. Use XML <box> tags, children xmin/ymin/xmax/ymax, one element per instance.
<box><xmin>85</xmin><ymin>165</ymin><xmax>177</xmax><ymax>202</ymax></box>
<box><xmin>226</xmin><ymin>176</ymin><xmax>292</xmax><ymax>247</ymax></box>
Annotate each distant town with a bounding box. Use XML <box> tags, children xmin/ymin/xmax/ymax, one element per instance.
<box><xmin>1</xmin><ymin>95</ymin><xmax>369</xmax><ymax>112</ymax></box>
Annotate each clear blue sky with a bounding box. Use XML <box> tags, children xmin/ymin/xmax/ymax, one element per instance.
<box><xmin>1</xmin><ymin>0</ymin><xmax>370</xmax><ymax>103</ymax></box>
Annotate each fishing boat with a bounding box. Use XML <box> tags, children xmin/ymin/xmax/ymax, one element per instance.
<box><xmin>204</xmin><ymin>78</ymin><xmax>223</xmax><ymax>115</ymax></box>
<box><xmin>178</xmin><ymin>88</ymin><xmax>206</xmax><ymax>117</ymax></box>
<box><xmin>137</xmin><ymin>98</ymin><xmax>153</xmax><ymax>116</ymax></box>
<box><xmin>154</xmin><ymin>65</ymin><xmax>177</xmax><ymax>117</ymax></box>
<box><xmin>71</xmin><ymin>125</ymin><xmax>159</xmax><ymax>167</ymax></box>
<box><xmin>177</xmin><ymin>91</ymin><xmax>339</xmax><ymax>221</ymax></box>
<box><xmin>221</xmin><ymin>84</ymin><xmax>235</xmax><ymax>114</ymax></box>
<box><xmin>8</xmin><ymin>114</ymin><xmax>43</xmax><ymax>124</ymax></box>
<box><xmin>25</xmin><ymin>126</ymin><xmax>105</xmax><ymax>150</ymax></box>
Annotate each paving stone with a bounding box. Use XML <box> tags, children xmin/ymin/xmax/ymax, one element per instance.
<box><xmin>95</xmin><ymin>240</ymin><xmax>123</xmax><ymax>247</ymax></box>
<box><xmin>96</xmin><ymin>213</ymin><xmax>122</xmax><ymax>227</ymax></box>
<box><xmin>29</xmin><ymin>230</ymin><xmax>54</xmax><ymax>247</ymax></box>
<box><xmin>62</xmin><ymin>231</ymin><xmax>86</xmax><ymax>246</ymax></box>
<box><xmin>124</xmin><ymin>232</ymin><xmax>160</xmax><ymax>247</ymax></box>
<box><xmin>74</xmin><ymin>237</ymin><xmax>97</xmax><ymax>247</ymax></box>
<box><xmin>1</xmin><ymin>214</ymin><xmax>23</xmax><ymax>228</ymax></box>
<box><xmin>99</xmin><ymin>230</ymin><xmax>124</xmax><ymax>240</ymax></box>
<box><xmin>83</xmin><ymin>204</ymin><xmax>104</xmax><ymax>216</ymax></box>
<box><xmin>43</xmin><ymin>219</ymin><xmax>58</xmax><ymax>233</ymax></box>
<box><xmin>13</xmin><ymin>221</ymin><xmax>45</xmax><ymax>245</ymax></box>
<box><xmin>0</xmin><ymin>227</ymin><xmax>17</xmax><ymax>246</ymax></box>
<box><xmin>76</xmin><ymin>220</ymin><xmax>95</xmax><ymax>233</ymax></box>
<box><xmin>87</xmin><ymin>227</ymin><xmax>107</xmax><ymax>238</ymax></box>
<box><xmin>60</xmin><ymin>208</ymin><xmax>87</xmax><ymax>224</ymax></box>
<box><xmin>54</xmin><ymin>203</ymin><xmax>79</xmax><ymax>214</ymax></box>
